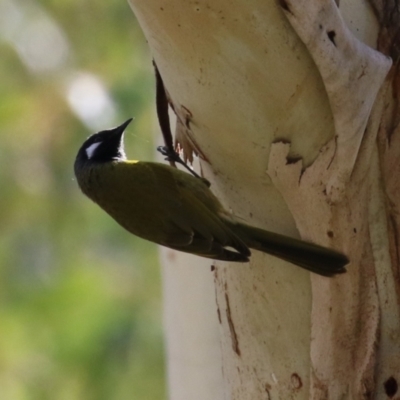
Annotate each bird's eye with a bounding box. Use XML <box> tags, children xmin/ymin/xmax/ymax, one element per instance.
<box><xmin>85</xmin><ymin>141</ymin><xmax>102</xmax><ymax>159</ymax></box>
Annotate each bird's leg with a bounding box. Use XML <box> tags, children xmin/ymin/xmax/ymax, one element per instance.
<box><xmin>157</xmin><ymin>146</ymin><xmax>210</xmax><ymax>187</ymax></box>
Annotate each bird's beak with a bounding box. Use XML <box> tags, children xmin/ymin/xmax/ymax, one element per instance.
<box><xmin>110</xmin><ymin>118</ymin><xmax>133</xmax><ymax>138</ymax></box>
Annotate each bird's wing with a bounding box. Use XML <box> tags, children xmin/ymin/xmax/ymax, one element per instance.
<box><xmin>112</xmin><ymin>161</ymin><xmax>250</xmax><ymax>261</ymax></box>
<box><xmin>148</xmin><ymin>163</ymin><xmax>251</xmax><ymax>260</ymax></box>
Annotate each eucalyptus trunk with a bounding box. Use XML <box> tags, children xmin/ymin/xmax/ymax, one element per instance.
<box><xmin>128</xmin><ymin>0</ymin><xmax>400</xmax><ymax>398</ymax></box>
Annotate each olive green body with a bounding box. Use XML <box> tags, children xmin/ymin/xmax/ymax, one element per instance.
<box><xmin>78</xmin><ymin>160</ymin><xmax>249</xmax><ymax>260</ymax></box>
<box><xmin>76</xmin><ymin>159</ymin><xmax>349</xmax><ymax>275</ymax></box>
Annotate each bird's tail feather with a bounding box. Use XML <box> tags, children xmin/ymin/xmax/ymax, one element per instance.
<box><xmin>231</xmin><ymin>222</ymin><xmax>348</xmax><ymax>277</ymax></box>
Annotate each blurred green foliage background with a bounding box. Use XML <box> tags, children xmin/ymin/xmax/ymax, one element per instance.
<box><xmin>0</xmin><ymin>0</ymin><xmax>165</xmax><ymax>399</ymax></box>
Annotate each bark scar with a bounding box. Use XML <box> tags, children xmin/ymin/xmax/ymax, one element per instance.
<box><xmin>225</xmin><ymin>292</ymin><xmax>241</xmax><ymax>356</ymax></box>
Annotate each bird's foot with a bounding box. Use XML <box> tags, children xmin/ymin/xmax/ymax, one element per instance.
<box><xmin>157</xmin><ymin>146</ymin><xmax>210</xmax><ymax>187</ymax></box>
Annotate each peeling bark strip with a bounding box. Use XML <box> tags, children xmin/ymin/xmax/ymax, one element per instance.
<box><xmin>154</xmin><ymin>61</ymin><xmax>175</xmax><ymax>162</ymax></box>
<box><xmin>273</xmin><ymin>0</ymin><xmax>399</xmax><ymax>399</ymax></box>
<box><xmin>280</xmin><ymin>0</ymin><xmax>391</xmax><ymax>201</ymax></box>
<box><xmin>225</xmin><ymin>292</ymin><xmax>240</xmax><ymax>356</ymax></box>
<box><xmin>154</xmin><ymin>61</ymin><xmax>207</xmax><ymax>164</ymax></box>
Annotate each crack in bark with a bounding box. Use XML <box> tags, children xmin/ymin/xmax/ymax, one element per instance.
<box><xmin>213</xmin><ymin>267</ymin><xmax>222</xmax><ymax>324</ymax></box>
<box><xmin>225</xmin><ymin>292</ymin><xmax>241</xmax><ymax>356</ymax></box>
<box><xmin>389</xmin><ymin>212</ymin><xmax>400</xmax><ymax>268</ymax></box>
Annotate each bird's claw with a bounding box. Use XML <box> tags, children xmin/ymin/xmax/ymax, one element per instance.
<box><xmin>157</xmin><ymin>146</ymin><xmax>210</xmax><ymax>187</ymax></box>
<box><xmin>157</xmin><ymin>146</ymin><xmax>180</xmax><ymax>163</ymax></box>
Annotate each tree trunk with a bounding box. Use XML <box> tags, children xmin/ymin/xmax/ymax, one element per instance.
<box><xmin>128</xmin><ymin>0</ymin><xmax>400</xmax><ymax>398</ymax></box>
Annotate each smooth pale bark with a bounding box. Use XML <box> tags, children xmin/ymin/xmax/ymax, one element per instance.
<box><xmin>160</xmin><ymin>247</ymin><xmax>223</xmax><ymax>400</ymax></box>
<box><xmin>129</xmin><ymin>0</ymin><xmax>399</xmax><ymax>398</ymax></box>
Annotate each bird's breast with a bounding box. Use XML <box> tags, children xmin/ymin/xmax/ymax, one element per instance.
<box><xmin>81</xmin><ymin>162</ymin><xmax>179</xmax><ymax>243</ymax></box>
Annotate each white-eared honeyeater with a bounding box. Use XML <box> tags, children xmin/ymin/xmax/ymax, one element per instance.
<box><xmin>74</xmin><ymin>119</ymin><xmax>348</xmax><ymax>276</ymax></box>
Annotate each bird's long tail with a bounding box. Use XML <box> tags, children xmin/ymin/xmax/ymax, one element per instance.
<box><xmin>231</xmin><ymin>222</ymin><xmax>348</xmax><ymax>277</ymax></box>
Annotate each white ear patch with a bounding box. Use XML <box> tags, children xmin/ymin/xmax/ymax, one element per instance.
<box><xmin>86</xmin><ymin>142</ymin><xmax>101</xmax><ymax>159</ymax></box>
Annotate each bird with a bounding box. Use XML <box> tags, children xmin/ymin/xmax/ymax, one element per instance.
<box><xmin>74</xmin><ymin>118</ymin><xmax>349</xmax><ymax>277</ymax></box>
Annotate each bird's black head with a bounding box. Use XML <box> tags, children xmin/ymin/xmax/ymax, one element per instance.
<box><xmin>75</xmin><ymin>118</ymin><xmax>133</xmax><ymax>169</ymax></box>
